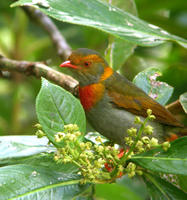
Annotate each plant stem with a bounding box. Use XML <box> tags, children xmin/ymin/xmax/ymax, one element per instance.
<box><xmin>122</xmin><ymin>117</ymin><xmax>149</xmax><ymax>163</ymax></box>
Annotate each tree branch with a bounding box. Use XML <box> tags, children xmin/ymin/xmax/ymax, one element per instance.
<box><xmin>23</xmin><ymin>6</ymin><xmax>71</xmax><ymax>60</ymax></box>
<box><xmin>0</xmin><ymin>55</ymin><xmax>78</xmax><ymax>95</ymax></box>
<box><xmin>166</xmin><ymin>100</ymin><xmax>184</xmax><ymax>115</ymax></box>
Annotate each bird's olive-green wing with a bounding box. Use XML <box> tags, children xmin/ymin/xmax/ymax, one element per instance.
<box><xmin>106</xmin><ymin>73</ymin><xmax>182</xmax><ymax>127</ymax></box>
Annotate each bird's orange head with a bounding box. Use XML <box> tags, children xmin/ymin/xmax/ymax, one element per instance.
<box><xmin>60</xmin><ymin>48</ymin><xmax>112</xmax><ymax>86</ymax></box>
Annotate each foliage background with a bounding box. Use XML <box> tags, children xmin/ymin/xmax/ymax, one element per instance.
<box><xmin>0</xmin><ymin>0</ymin><xmax>186</xmax><ymax>199</ymax></box>
<box><xmin>0</xmin><ymin>0</ymin><xmax>187</xmax><ymax>136</ymax></box>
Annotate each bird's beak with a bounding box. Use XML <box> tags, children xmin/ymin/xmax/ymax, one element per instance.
<box><xmin>60</xmin><ymin>61</ymin><xmax>78</xmax><ymax>69</ymax></box>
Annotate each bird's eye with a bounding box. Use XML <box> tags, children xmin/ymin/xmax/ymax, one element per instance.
<box><xmin>84</xmin><ymin>61</ymin><xmax>91</xmax><ymax>67</ymax></box>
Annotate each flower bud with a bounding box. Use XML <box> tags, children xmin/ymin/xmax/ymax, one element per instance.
<box><xmin>149</xmin><ymin>115</ymin><xmax>156</xmax><ymax>120</ymax></box>
<box><xmin>127</xmin><ymin>162</ymin><xmax>136</xmax><ymax>171</ymax></box>
<box><xmin>144</xmin><ymin>125</ymin><xmax>154</xmax><ymax>135</ymax></box>
<box><xmin>54</xmin><ymin>155</ymin><xmax>59</xmax><ymax>161</ymax></box>
<box><xmin>127</xmin><ymin>128</ymin><xmax>137</xmax><ymax>137</ymax></box>
<box><xmin>80</xmin><ymin>179</ymin><xmax>87</xmax><ymax>184</ymax></box>
<box><xmin>150</xmin><ymin>138</ymin><xmax>158</xmax><ymax>146</ymax></box>
<box><xmin>95</xmin><ymin>136</ymin><xmax>103</xmax><ymax>143</ymax></box>
<box><xmin>98</xmin><ymin>158</ymin><xmax>105</xmax><ymax>165</ymax></box>
<box><xmin>118</xmin><ymin>165</ymin><xmax>124</xmax><ymax>172</ymax></box>
<box><xmin>85</xmin><ymin>142</ymin><xmax>92</xmax><ymax>150</ymax></box>
<box><xmin>80</xmin><ymin>152</ymin><xmax>86</xmax><ymax>158</ymax></box>
<box><xmin>69</xmin><ymin>134</ymin><xmax>76</xmax><ymax>141</ymax></box>
<box><xmin>80</xmin><ymin>142</ymin><xmax>85</xmax><ymax>149</ymax></box>
<box><xmin>162</xmin><ymin>141</ymin><xmax>171</xmax><ymax>151</ymax></box>
<box><xmin>94</xmin><ymin>160</ymin><xmax>102</xmax><ymax>168</ymax></box>
<box><xmin>63</xmin><ymin>158</ymin><xmax>71</xmax><ymax>163</ymax></box>
<box><xmin>141</xmin><ymin>136</ymin><xmax>150</xmax><ymax>144</ymax></box>
<box><xmin>138</xmin><ymin>147</ymin><xmax>145</xmax><ymax>153</ymax></box>
<box><xmin>35</xmin><ymin>130</ymin><xmax>45</xmax><ymax>138</ymax></box>
<box><xmin>64</xmin><ymin>124</ymin><xmax>79</xmax><ymax>132</ymax></box>
<box><xmin>136</xmin><ymin>141</ymin><xmax>143</xmax><ymax>148</ymax></box>
<box><xmin>75</xmin><ymin>131</ymin><xmax>81</xmax><ymax>137</ymax></box>
<box><xmin>106</xmin><ymin>154</ymin><xmax>113</xmax><ymax>159</ymax></box>
<box><xmin>66</xmin><ymin>133</ymin><xmax>71</xmax><ymax>139</ymax></box>
<box><xmin>97</xmin><ymin>145</ymin><xmax>104</xmax><ymax>152</ymax></box>
<box><xmin>128</xmin><ymin>171</ymin><xmax>136</xmax><ymax>178</ymax></box>
<box><xmin>134</xmin><ymin>116</ymin><xmax>141</xmax><ymax>124</ymax></box>
<box><xmin>124</xmin><ymin>137</ymin><xmax>134</xmax><ymax>146</ymax></box>
<box><xmin>136</xmin><ymin>170</ymin><xmax>143</xmax><ymax>176</ymax></box>
<box><xmin>54</xmin><ymin>134</ymin><xmax>61</xmax><ymax>142</ymax></box>
<box><xmin>34</xmin><ymin>123</ymin><xmax>42</xmax><ymax>129</ymax></box>
<box><xmin>147</xmin><ymin>109</ymin><xmax>152</xmax><ymax>116</ymax></box>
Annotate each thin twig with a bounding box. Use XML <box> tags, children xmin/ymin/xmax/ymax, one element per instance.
<box><xmin>0</xmin><ymin>55</ymin><xmax>78</xmax><ymax>95</ymax></box>
<box><xmin>23</xmin><ymin>6</ymin><xmax>72</xmax><ymax>60</ymax></box>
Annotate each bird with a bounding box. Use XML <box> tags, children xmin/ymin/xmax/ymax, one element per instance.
<box><xmin>60</xmin><ymin>48</ymin><xmax>183</xmax><ymax>145</ymax></box>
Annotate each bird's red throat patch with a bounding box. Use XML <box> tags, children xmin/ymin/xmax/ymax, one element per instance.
<box><xmin>79</xmin><ymin>83</ymin><xmax>105</xmax><ymax>111</ymax></box>
<box><xmin>79</xmin><ymin>67</ymin><xmax>113</xmax><ymax>111</ymax></box>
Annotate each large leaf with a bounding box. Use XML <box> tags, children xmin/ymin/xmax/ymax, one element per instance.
<box><xmin>0</xmin><ymin>136</ymin><xmax>49</xmax><ymax>146</ymax></box>
<box><xmin>179</xmin><ymin>92</ymin><xmax>187</xmax><ymax>114</ymax></box>
<box><xmin>36</xmin><ymin>78</ymin><xmax>86</xmax><ymax>146</ymax></box>
<box><xmin>117</xmin><ymin>175</ymin><xmax>148</xmax><ymax>200</ymax></box>
<box><xmin>107</xmin><ymin>38</ymin><xmax>136</xmax><ymax>71</ymax></box>
<box><xmin>105</xmin><ymin>0</ymin><xmax>137</xmax><ymax>70</ymax></box>
<box><xmin>133</xmin><ymin>67</ymin><xmax>173</xmax><ymax>105</ymax></box>
<box><xmin>0</xmin><ymin>136</ymin><xmax>53</xmax><ymax>160</ymax></box>
<box><xmin>1</xmin><ymin>152</ymin><xmax>77</xmax><ymax>172</ymax></box>
<box><xmin>0</xmin><ymin>160</ymin><xmax>89</xmax><ymax>199</ymax></box>
<box><xmin>130</xmin><ymin>137</ymin><xmax>187</xmax><ymax>175</ymax></box>
<box><xmin>12</xmin><ymin>0</ymin><xmax>187</xmax><ymax>48</ymax></box>
<box><xmin>178</xmin><ymin>175</ymin><xmax>187</xmax><ymax>192</ymax></box>
<box><xmin>0</xmin><ymin>136</ymin><xmax>54</xmax><ymax>165</ymax></box>
<box><xmin>143</xmin><ymin>173</ymin><xmax>187</xmax><ymax>200</ymax></box>
<box><xmin>95</xmin><ymin>183</ymin><xmax>143</xmax><ymax>200</ymax></box>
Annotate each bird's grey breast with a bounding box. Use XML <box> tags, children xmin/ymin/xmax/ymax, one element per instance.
<box><xmin>86</xmin><ymin>92</ymin><xmax>164</xmax><ymax>145</ymax></box>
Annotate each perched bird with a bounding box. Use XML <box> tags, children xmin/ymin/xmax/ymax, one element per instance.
<box><xmin>60</xmin><ymin>48</ymin><xmax>183</xmax><ymax>145</ymax></box>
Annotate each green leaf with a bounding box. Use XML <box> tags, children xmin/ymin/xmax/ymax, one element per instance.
<box><xmin>178</xmin><ymin>175</ymin><xmax>187</xmax><ymax>192</ymax></box>
<box><xmin>143</xmin><ymin>173</ymin><xmax>187</xmax><ymax>200</ymax></box>
<box><xmin>95</xmin><ymin>183</ymin><xmax>143</xmax><ymax>200</ymax></box>
<box><xmin>105</xmin><ymin>0</ymin><xmax>137</xmax><ymax>70</ymax></box>
<box><xmin>11</xmin><ymin>0</ymin><xmax>187</xmax><ymax>48</ymax></box>
<box><xmin>0</xmin><ymin>136</ymin><xmax>54</xmax><ymax>162</ymax></box>
<box><xmin>107</xmin><ymin>38</ymin><xmax>136</xmax><ymax>71</ymax></box>
<box><xmin>117</xmin><ymin>175</ymin><xmax>148</xmax><ymax>200</ymax></box>
<box><xmin>130</xmin><ymin>137</ymin><xmax>187</xmax><ymax>175</ymax></box>
<box><xmin>133</xmin><ymin>67</ymin><xmax>173</xmax><ymax>105</ymax></box>
<box><xmin>75</xmin><ymin>185</ymin><xmax>94</xmax><ymax>200</ymax></box>
<box><xmin>6</xmin><ymin>153</ymin><xmax>80</xmax><ymax>173</ymax></box>
<box><xmin>1</xmin><ymin>152</ymin><xmax>78</xmax><ymax>172</ymax></box>
<box><xmin>36</xmin><ymin>78</ymin><xmax>86</xmax><ymax>146</ymax></box>
<box><xmin>0</xmin><ymin>161</ymin><xmax>89</xmax><ymax>199</ymax></box>
<box><xmin>179</xmin><ymin>92</ymin><xmax>187</xmax><ymax>114</ymax></box>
